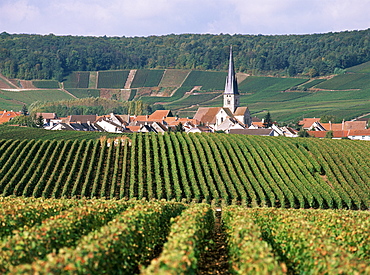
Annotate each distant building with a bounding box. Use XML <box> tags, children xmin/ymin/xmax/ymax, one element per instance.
<box><xmin>194</xmin><ymin>46</ymin><xmax>251</xmax><ymax>131</ymax></box>
<box><xmin>0</xmin><ymin>110</ymin><xmax>22</xmax><ymax>124</ymax></box>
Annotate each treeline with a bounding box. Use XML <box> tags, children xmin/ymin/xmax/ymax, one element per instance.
<box><xmin>29</xmin><ymin>98</ymin><xmax>153</xmax><ymax>117</ymax></box>
<box><xmin>1</xmin><ymin>29</ymin><xmax>370</xmax><ymax>80</ymax></box>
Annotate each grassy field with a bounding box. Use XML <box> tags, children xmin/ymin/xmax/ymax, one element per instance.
<box><xmin>301</xmin><ymin>79</ymin><xmax>327</xmax><ymax>89</ymax></box>
<box><xmin>158</xmin><ymin>69</ymin><xmax>190</xmax><ymax>87</ymax></box>
<box><xmin>97</xmin><ymin>70</ymin><xmax>130</xmax><ymax>89</ymax></box>
<box><xmin>182</xmin><ymin>70</ymin><xmax>227</xmax><ymax>90</ymax></box>
<box><xmin>63</xmin><ymin>72</ymin><xmax>90</xmax><ymax>88</ymax></box>
<box><xmin>131</xmin><ymin>69</ymin><xmax>165</xmax><ymax>88</ymax></box>
<box><xmin>0</xmin><ymin>89</ymin><xmax>74</xmax><ymax>110</ymax></box>
<box><xmin>238</xmin><ymin>76</ymin><xmax>309</xmax><ymax>93</ymax></box>
<box><xmin>140</xmin><ymin>86</ymin><xmax>191</xmax><ymax>105</ymax></box>
<box><xmin>66</xmin><ymin>88</ymin><xmax>100</xmax><ymax>98</ymax></box>
<box><xmin>32</xmin><ymin>80</ymin><xmax>60</xmax><ymax>89</ymax></box>
<box><xmin>167</xmin><ymin>93</ymin><xmax>222</xmax><ymax>110</ymax></box>
<box><xmin>316</xmin><ymin>73</ymin><xmax>370</xmax><ymax>90</ymax></box>
<box><xmin>347</xmin><ymin>60</ymin><xmax>370</xmax><ymax>73</ymax></box>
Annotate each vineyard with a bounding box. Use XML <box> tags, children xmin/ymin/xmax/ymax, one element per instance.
<box><xmin>0</xmin><ymin>197</ymin><xmax>369</xmax><ymax>274</ymax></box>
<box><xmin>0</xmin><ymin>133</ymin><xmax>369</xmax><ymax>210</ymax></box>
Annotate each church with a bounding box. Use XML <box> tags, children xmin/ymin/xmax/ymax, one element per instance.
<box><xmin>194</xmin><ymin>46</ymin><xmax>251</xmax><ymax>131</ymax></box>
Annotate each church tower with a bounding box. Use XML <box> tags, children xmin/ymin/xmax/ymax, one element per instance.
<box><xmin>223</xmin><ymin>46</ymin><xmax>240</xmax><ymax>113</ymax></box>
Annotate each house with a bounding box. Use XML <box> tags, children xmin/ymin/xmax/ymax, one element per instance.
<box><xmin>217</xmin><ymin>117</ymin><xmax>245</xmax><ymax>133</ymax></box>
<box><xmin>193</xmin><ymin>47</ymin><xmax>252</xmax><ymax>131</ymax></box>
<box><xmin>308</xmin><ymin>129</ymin><xmax>370</xmax><ymax>140</ymax></box>
<box><xmin>95</xmin><ymin>118</ymin><xmax>125</xmax><ymax>133</ymax></box>
<box><xmin>186</xmin><ymin>125</ymin><xmax>213</xmax><ymax>133</ymax></box>
<box><xmin>50</xmin><ymin>122</ymin><xmax>100</xmax><ymax>131</ymax></box>
<box><xmin>67</xmin><ymin>115</ymin><xmax>97</xmax><ymax>124</ymax></box>
<box><xmin>347</xmin><ymin>129</ymin><xmax>370</xmax><ymax>140</ymax></box>
<box><xmin>298</xmin><ymin>118</ymin><xmax>321</xmax><ymax>129</ymax></box>
<box><xmin>0</xmin><ymin>110</ymin><xmax>22</xmax><ymax>124</ymax></box>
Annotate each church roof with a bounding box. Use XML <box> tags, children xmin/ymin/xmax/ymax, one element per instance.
<box><xmin>234</xmin><ymin>107</ymin><xmax>249</xmax><ymax>116</ymax></box>
<box><xmin>224</xmin><ymin>46</ymin><xmax>239</xmax><ymax>95</ymax></box>
<box><xmin>193</xmin><ymin>107</ymin><xmax>221</xmax><ymax>124</ymax></box>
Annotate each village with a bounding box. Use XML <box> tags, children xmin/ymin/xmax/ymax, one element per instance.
<box><xmin>1</xmin><ymin>47</ymin><xmax>370</xmax><ymax>140</ymax></box>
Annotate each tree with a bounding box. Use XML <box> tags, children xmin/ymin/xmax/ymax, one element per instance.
<box><xmin>21</xmin><ymin>105</ymin><xmax>28</xmax><ymax>116</ymax></box>
<box><xmin>263</xmin><ymin>112</ymin><xmax>273</xmax><ymax>128</ymax></box>
<box><xmin>36</xmin><ymin>115</ymin><xmax>44</xmax><ymax>128</ymax></box>
<box><xmin>321</xmin><ymin>115</ymin><xmax>338</xmax><ymax>123</ymax></box>
<box><xmin>174</xmin><ymin>122</ymin><xmax>184</xmax><ymax>133</ymax></box>
<box><xmin>325</xmin><ymin>130</ymin><xmax>333</xmax><ymax>139</ymax></box>
<box><xmin>298</xmin><ymin>129</ymin><xmax>310</xmax><ymax>137</ymax></box>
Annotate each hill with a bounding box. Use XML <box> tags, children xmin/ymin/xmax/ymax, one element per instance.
<box><xmin>2</xmin><ymin>63</ymin><xmax>370</xmax><ymax>123</ymax></box>
<box><xmin>0</xmin><ymin>133</ymin><xmax>369</xmax><ymax>210</ymax></box>
<box><xmin>1</xmin><ymin>30</ymin><xmax>370</xmax><ymax>80</ymax></box>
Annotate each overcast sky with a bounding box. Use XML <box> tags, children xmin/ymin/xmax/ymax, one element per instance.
<box><xmin>1</xmin><ymin>0</ymin><xmax>369</xmax><ymax>37</ymax></box>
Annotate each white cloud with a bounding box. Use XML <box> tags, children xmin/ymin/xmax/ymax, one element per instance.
<box><xmin>0</xmin><ymin>0</ymin><xmax>40</xmax><ymax>25</ymax></box>
<box><xmin>0</xmin><ymin>0</ymin><xmax>369</xmax><ymax>36</ymax></box>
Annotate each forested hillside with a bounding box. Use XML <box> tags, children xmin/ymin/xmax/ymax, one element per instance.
<box><xmin>1</xmin><ymin>29</ymin><xmax>370</xmax><ymax>80</ymax></box>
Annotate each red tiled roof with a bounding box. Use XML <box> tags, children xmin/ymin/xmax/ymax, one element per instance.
<box><xmin>234</xmin><ymin>107</ymin><xmax>249</xmax><ymax>116</ymax></box>
<box><xmin>344</xmin><ymin>121</ymin><xmax>367</xmax><ymax>130</ymax></box>
<box><xmin>36</xmin><ymin>113</ymin><xmax>57</xmax><ymax>119</ymax></box>
<box><xmin>126</xmin><ymin>126</ymin><xmax>141</xmax><ymax>132</ymax></box>
<box><xmin>251</xmin><ymin>122</ymin><xmax>264</xmax><ymax>128</ymax></box>
<box><xmin>307</xmin><ymin>130</ymin><xmax>370</xmax><ymax>138</ymax></box>
<box><xmin>348</xmin><ymin>129</ymin><xmax>370</xmax><ymax>136</ymax></box>
<box><xmin>193</xmin><ymin>107</ymin><xmax>222</xmax><ymax>124</ymax></box>
<box><xmin>0</xmin><ymin>111</ymin><xmax>22</xmax><ymax>124</ymax></box>
<box><xmin>298</xmin><ymin>118</ymin><xmax>320</xmax><ymax>128</ymax></box>
<box><xmin>149</xmin><ymin>110</ymin><xmax>172</xmax><ymax>120</ymax></box>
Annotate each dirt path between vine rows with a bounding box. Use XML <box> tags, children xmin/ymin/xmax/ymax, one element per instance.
<box><xmin>197</xmin><ymin>209</ymin><xmax>230</xmax><ymax>274</ymax></box>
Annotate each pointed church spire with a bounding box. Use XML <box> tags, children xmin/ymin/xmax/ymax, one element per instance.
<box><xmin>224</xmin><ymin>46</ymin><xmax>239</xmax><ymax>95</ymax></box>
<box><xmin>223</xmin><ymin>46</ymin><xmax>240</xmax><ymax>112</ymax></box>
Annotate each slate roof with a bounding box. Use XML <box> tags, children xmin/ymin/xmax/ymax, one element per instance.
<box><xmin>224</xmin><ymin>46</ymin><xmax>239</xmax><ymax>95</ymax></box>
<box><xmin>68</xmin><ymin>115</ymin><xmax>97</xmax><ymax>123</ymax></box>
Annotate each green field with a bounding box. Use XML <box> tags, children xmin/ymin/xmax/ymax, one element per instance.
<box><xmin>182</xmin><ymin>70</ymin><xmax>227</xmax><ymax>90</ymax></box>
<box><xmin>158</xmin><ymin>69</ymin><xmax>190</xmax><ymax>87</ymax></box>
<box><xmin>140</xmin><ymin>86</ymin><xmax>191</xmax><ymax>105</ymax></box>
<box><xmin>131</xmin><ymin>69</ymin><xmax>165</xmax><ymax>88</ymax></box>
<box><xmin>63</xmin><ymin>72</ymin><xmax>90</xmax><ymax>88</ymax></box>
<box><xmin>1</xmin><ymin>198</ymin><xmax>368</xmax><ymax>274</ymax></box>
<box><xmin>32</xmin><ymin>80</ymin><xmax>60</xmax><ymax>89</ymax></box>
<box><xmin>0</xmin><ymin>133</ymin><xmax>369</xmax><ymax>273</ymax></box>
<box><xmin>166</xmin><ymin>93</ymin><xmax>221</xmax><ymax>110</ymax></box>
<box><xmin>97</xmin><ymin>70</ymin><xmax>130</xmax><ymax>89</ymax></box>
<box><xmin>65</xmin><ymin>88</ymin><xmax>100</xmax><ymax>98</ymax></box>
<box><xmin>0</xmin><ymin>89</ymin><xmax>73</xmax><ymax>110</ymax></box>
<box><xmin>347</xmin><ymin>60</ymin><xmax>370</xmax><ymax>73</ymax></box>
<box><xmin>301</xmin><ymin>78</ymin><xmax>327</xmax><ymax>89</ymax></box>
<box><xmin>316</xmin><ymin>73</ymin><xmax>370</xmax><ymax>90</ymax></box>
<box><xmin>0</xmin><ymin>133</ymin><xmax>369</xmax><ymax>210</ymax></box>
<box><xmin>238</xmin><ymin>76</ymin><xmax>309</xmax><ymax>93</ymax></box>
